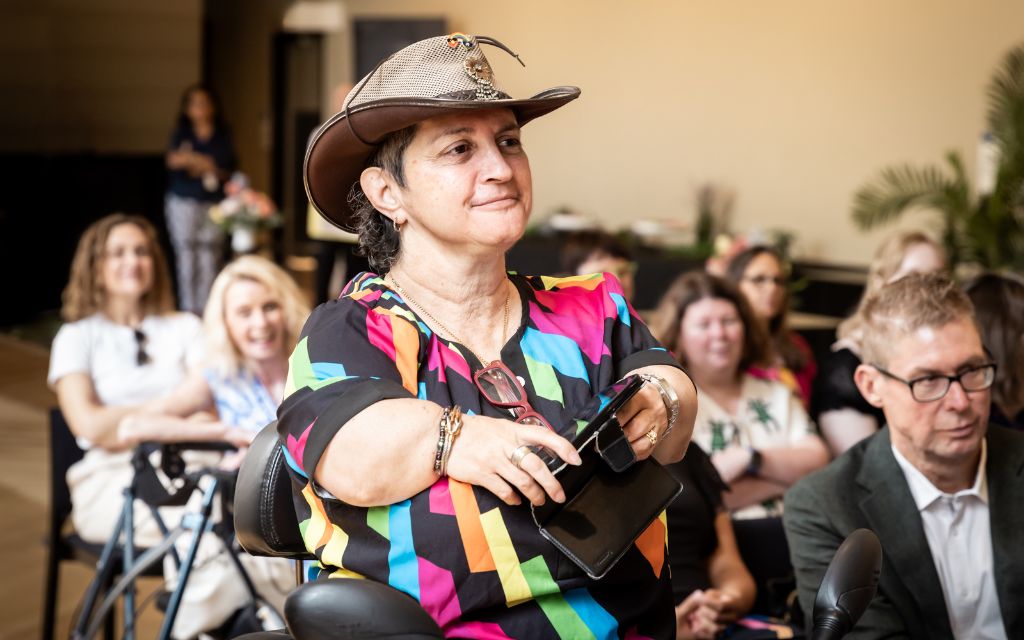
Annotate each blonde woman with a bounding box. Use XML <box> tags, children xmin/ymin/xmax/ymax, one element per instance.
<box><xmin>120</xmin><ymin>255</ymin><xmax>310</xmax><ymax>449</ymax></box>
<box><xmin>117</xmin><ymin>255</ymin><xmax>310</xmax><ymax>636</ymax></box>
<box><xmin>812</xmin><ymin>231</ymin><xmax>946</xmax><ymax>454</ymax></box>
<box><xmin>48</xmin><ymin>213</ymin><xmax>205</xmax><ymax>543</ymax></box>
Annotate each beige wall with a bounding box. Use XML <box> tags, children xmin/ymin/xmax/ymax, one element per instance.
<box><xmin>0</xmin><ymin>0</ymin><xmax>201</xmax><ymax>154</ymax></box>
<box><xmin>4</xmin><ymin>1</ymin><xmax>1021</xmax><ymax>266</ymax></box>
<box><xmin>325</xmin><ymin>0</ymin><xmax>1024</xmax><ymax>265</ymax></box>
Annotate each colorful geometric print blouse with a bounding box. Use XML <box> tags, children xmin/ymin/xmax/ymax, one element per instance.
<box><xmin>277</xmin><ymin>272</ymin><xmax>682</xmax><ymax>639</ymax></box>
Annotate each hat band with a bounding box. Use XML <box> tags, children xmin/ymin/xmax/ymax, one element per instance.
<box><xmin>436</xmin><ymin>89</ymin><xmax>513</xmax><ymax>101</ymax></box>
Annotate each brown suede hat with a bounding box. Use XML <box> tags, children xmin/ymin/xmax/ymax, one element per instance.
<box><xmin>304</xmin><ymin>33</ymin><xmax>581</xmax><ymax>232</ymax></box>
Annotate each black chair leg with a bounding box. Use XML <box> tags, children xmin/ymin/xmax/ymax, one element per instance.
<box><xmin>42</xmin><ymin>543</ymin><xmax>59</xmax><ymax>640</ymax></box>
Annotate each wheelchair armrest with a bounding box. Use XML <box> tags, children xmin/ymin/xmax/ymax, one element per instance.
<box><xmin>283</xmin><ymin>579</ymin><xmax>443</xmax><ymax>639</ymax></box>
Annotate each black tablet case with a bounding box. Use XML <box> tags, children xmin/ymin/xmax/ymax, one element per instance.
<box><xmin>531</xmin><ymin>377</ymin><xmax>684</xmax><ymax>579</ymax></box>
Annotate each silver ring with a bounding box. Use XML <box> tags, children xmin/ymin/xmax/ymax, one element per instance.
<box><xmin>510</xmin><ymin>445</ymin><xmax>533</xmax><ymax>469</ymax></box>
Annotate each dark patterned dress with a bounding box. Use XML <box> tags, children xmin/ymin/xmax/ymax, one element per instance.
<box><xmin>277</xmin><ymin>271</ymin><xmax>681</xmax><ymax>639</ymax></box>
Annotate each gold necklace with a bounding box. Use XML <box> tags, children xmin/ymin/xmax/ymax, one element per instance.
<box><xmin>387</xmin><ymin>274</ymin><xmax>511</xmax><ymax>365</ymax></box>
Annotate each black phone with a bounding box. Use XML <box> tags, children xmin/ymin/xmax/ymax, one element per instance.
<box><xmin>536</xmin><ymin>374</ymin><xmax>645</xmax><ymax>474</ymax></box>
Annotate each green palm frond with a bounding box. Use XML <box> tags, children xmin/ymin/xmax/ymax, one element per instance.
<box><xmin>987</xmin><ymin>45</ymin><xmax>1024</xmax><ymax>215</ymax></box>
<box><xmin>986</xmin><ymin>45</ymin><xmax>1024</xmax><ymax>157</ymax></box>
<box><xmin>942</xmin><ymin>150</ymin><xmax>972</xmax><ymax>212</ymax></box>
<box><xmin>851</xmin><ymin>155</ymin><xmax>967</xmax><ymax>230</ymax></box>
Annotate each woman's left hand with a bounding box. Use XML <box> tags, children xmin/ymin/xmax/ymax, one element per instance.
<box><xmin>616</xmin><ymin>381</ymin><xmax>670</xmax><ymax>461</ymax></box>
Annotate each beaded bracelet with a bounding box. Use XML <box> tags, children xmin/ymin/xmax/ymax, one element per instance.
<box><xmin>439</xmin><ymin>405</ymin><xmax>463</xmax><ymax>477</ymax></box>
<box><xmin>433</xmin><ymin>407</ymin><xmax>450</xmax><ymax>475</ymax></box>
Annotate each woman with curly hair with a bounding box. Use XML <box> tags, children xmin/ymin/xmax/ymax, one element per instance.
<box><xmin>48</xmin><ymin>213</ymin><xmax>207</xmax><ymax>541</ymax></box>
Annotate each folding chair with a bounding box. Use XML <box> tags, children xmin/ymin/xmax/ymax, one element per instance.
<box><xmin>43</xmin><ymin>408</ymin><xmax>162</xmax><ymax>640</ymax></box>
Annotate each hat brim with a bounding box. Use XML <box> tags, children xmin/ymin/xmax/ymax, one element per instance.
<box><xmin>304</xmin><ymin>86</ymin><xmax>581</xmax><ymax>232</ymax></box>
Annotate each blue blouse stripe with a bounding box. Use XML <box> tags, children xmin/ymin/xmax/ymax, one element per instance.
<box><xmin>563</xmin><ymin>588</ymin><xmax>618</xmax><ymax>640</ymax></box>
<box><xmin>386</xmin><ymin>500</ymin><xmax>420</xmax><ymax>600</ymax></box>
<box><xmin>312</xmin><ymin>362</ymin><xmax>347</xmax><ymax>379</ymax></box>
<box><xmin>280</xmin><ymin>444</ymin><xmax>308</xmax><ymax>479</ymax></box>
<box><xmin>609</xmin><ymin>292</ymin><xmax>631</xmax><ymax>327</ymax></box>
<box><xmin>520</xmin><ymin>327</ymin><xmax>588</xmax><ymax>380</ymax></box>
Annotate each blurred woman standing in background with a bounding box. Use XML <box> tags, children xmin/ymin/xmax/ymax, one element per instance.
<box><xmin>165</xmin><ymin>84</ymin><xmax>237</xmax><ymax>313</ymax></box>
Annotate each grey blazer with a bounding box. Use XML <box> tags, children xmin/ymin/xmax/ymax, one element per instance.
<box><xmin>783</xmin><ymin>425</ymin><xmax>1024</xmax><ymax>639</ymax></box>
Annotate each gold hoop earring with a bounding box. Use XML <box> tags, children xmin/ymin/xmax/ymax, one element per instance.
<box><xmin>393</xmin><ymin>218</ymin><xmax>402</xmax><ymax>232</ymax></box>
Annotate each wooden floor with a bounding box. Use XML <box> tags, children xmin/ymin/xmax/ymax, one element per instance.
<box><xmin>0</xmin><ymin>336</ymin><xmax>162</xmax><ymax>639</ymax></box>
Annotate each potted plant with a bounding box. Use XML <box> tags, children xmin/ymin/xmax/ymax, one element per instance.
<box><xmin>851</xmin><ymin>44</ymin><xmax>1024</xmax><ymax>271</ymax></box>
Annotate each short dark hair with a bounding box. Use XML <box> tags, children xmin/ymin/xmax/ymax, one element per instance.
<box><xmin>560</xmin><ymin>230</ymin><xmax>633</xmax><ymax>274</ymax></box>
<box><xmin>175</xmin><ymin>83</ymin><xmax>227</xmax><ymax>132</ymax></box>
<box><xmin>347</xmin><ymin>124</ymin><xmax>417</xmax><ymax>272</ymax></box>
<box><xmin>648</xmin><ymin>270</ymin><xmax>770</xmax><ymax>372</ymax></box>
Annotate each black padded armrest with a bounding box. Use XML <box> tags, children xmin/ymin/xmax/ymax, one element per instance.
<box><xmin>235</xmin><ymin>422</ymin><xmax>309</xmax><ymax>559</ymax></box>
<box><xmin>284</xmin><ymin>579</ymin><xmax>442</xmax><ymax>639</ymax></box>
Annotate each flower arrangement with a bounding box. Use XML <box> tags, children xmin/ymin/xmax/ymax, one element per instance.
<box><xmin>209</xmin><ymin>173</ymin><xmax>281</xmax><ymax>231</ymax></box>
<box><xmin>209</xmin><ymin>173</ymin><xmax>281</xmax><ymax>252</ymax></box>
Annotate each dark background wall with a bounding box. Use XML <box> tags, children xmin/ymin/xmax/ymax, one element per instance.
<box><xmin>0</xmin><ymin>155</ymin><xmax>167</xmax><ymax>325</ymax></box>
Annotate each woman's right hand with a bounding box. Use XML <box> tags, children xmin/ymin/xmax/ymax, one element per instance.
<box><xmin>444</xmin><ymin>414</ymin><xmax>581</xmax><ymax>507</ymax></box>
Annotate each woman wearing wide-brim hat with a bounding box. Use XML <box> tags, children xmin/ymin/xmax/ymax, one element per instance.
<box><xmin>279</xmin><ymin>33</ymin><xmax>697</xmax><ymax>637</ymax></box>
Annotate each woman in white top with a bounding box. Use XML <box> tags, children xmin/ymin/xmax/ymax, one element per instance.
<box><xmin>119</xmin><ymin>255</ymin><xmax>310</xmax><ymax>466</ymax></box>
<box><xmin>47</xmin><ymin>213</ymin><xmax>237</xmax><ymax>541</ymax></box>
<box><xmin>651</xmin><ymin>271</ymin><xmax>829</xmax><ymax>519</ymax></box>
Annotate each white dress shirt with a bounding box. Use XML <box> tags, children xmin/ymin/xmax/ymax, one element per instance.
<box><xmin>892</xmin><ymin>441</ymin><xmax>1006</xmax><ymax>640</ymax></box>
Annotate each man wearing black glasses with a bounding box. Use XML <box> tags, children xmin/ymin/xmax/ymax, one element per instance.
<box><xmin>783</xmin><ymin>272</ymin><xmax>1023</xmax><ymax>639</ymax></box>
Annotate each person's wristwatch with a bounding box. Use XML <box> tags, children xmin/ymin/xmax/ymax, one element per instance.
<box><xmin>639</xmin><ymin>373</ymin><xmax>679</xmax><ymax>438</ymax></box>
<box><xmin>745</xmin><ymin>448</ymin><xmax>763</xmax><ymax>476</ymax></box>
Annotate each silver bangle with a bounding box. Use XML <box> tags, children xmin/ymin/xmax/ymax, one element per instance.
<box><xmin>640</xmin><ymin>373</ymin><xmax>679</xmax><ymax>438</ymax></box>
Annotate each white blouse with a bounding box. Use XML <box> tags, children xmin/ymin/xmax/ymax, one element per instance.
<box><xmin>48</xmin><ymin>312</ymin><xmax>204</xmax><ymax>445</ymax></box>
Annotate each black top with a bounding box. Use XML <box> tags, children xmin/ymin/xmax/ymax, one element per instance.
<box><xmin>166</xmin><ymin>126</ymin><xmax>236</xmax><ymax>201</ymax></box>
<box><xmin>665</xmin><ymin>443</ymin><xmax>729</xmax><ymax>604</ymax></box>
<box><xmin>810</xmin><ymin>347</ymin><xmax>886</xmax><ymax>428</ymax></box>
